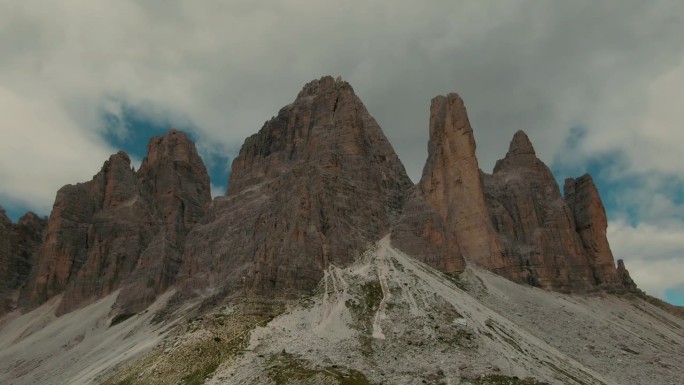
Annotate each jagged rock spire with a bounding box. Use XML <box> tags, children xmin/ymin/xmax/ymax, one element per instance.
<box><xmin>508</xmin><ymin>130</ymin><xmax>536</xmax><ymax>156</ymax></box>
<box><xmin>416</xmin><ymin>92</ymin><xmax>504</xmax><ymax>269</ymax></box>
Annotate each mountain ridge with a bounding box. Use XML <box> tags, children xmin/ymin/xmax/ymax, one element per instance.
<box><xmin>0</xmin><ymin>75</ymin><xmax>681</xmax><ymax>385</ymax></box>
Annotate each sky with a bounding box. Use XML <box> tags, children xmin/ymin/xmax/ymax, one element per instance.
<box><xmin>0</xmin><ymin>1</ymin><xmax>682</xmax><ymax>305</ymax></box>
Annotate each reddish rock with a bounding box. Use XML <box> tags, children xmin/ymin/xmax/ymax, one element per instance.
<box><xmin>22</xmin><ymin>131</ymin><xmax>211</xmax><ymax>315</ymax></box>
<box><xmin>391</xmin><ymin>186</ymin><xmax>464</xmax><ymax>273</ymax></box>
<box><xmin>416</xmin><ymin>93</ymin><xmax>503</xmax><ymax>270</ymax></box>
<box><xmin>483</xmin><ymin>130</ymin><xmax>636</xmax><ymax>292</ymax></box>
<box><xmin>564</xmin><ymin>174</ymin><xmax>624</xmax><ymax>288</ymax></box>
<box><xmin>179</xmin><ymin>76</ymin><xmax>412</xmax><ymax>296</ymax></box>
<box><xmin>0</xmin><ymin>209</ymin><xmax>46</xmax><ymax>314</ymax></box>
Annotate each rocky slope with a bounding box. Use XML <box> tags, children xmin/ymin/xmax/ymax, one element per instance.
<box><xmin>20</xmin><ymin>130</ymin><xmax>211</xmax><ymax>316</ymax></box>
<box><xmin>3</xmin><ymin>238</ymin><xmax>680</xmax><ymax>385</ymax></box>
<box><xmin>178</xmin><ymin>76</ymin><xmax>413</xmax><ymax>298</ymax></box>
<box><xmin>0</xmin><ymin>208</ymin><xmax>46</xmax><ymax>314</ymax></box>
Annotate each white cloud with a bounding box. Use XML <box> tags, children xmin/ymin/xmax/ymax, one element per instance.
<box><xmin>608</xmin><ymin>218</ymin><xmax>684</xmax><ymax>298</ymax></box>
<box><xmin>210</xmin><ymin>183</ymin><xmax>225</xmax><ymax>199</ymax></box>
<box><xmin>0</xmin><ymin>88</ymin><xmax>113</xmax><ymax>213</ymax></box>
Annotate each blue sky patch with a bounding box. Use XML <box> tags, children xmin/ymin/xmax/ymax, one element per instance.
<box><xmin>665</xmin><ymin>285</ymin><xmax>684</xmax><ymax>306</ymax></box>
<box><xmin>102</xmin><ymin>104</ymin><xmax>231</xmax><ymax>197</ymax></box>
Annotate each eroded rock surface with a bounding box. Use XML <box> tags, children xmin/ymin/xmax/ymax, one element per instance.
<box><xmin>179</xmin><ymin>76</ymin><xmax>413</xmax><ymax>297</ymax></box>
<box><xmin>0</xmin><ymin>209</ymin><xmax>46</xmax><ymax>314</ymax></box>
<box><xmin>408</xmin><ymin>94</ymin><xmax>504</xmax><ymax>272</ymax></box>
<box><xmin>391</xmin><ymin>186</ymin><xmax>464</xmax><ymax>273</ymax></box>
<box><xmin>483</xmin><ymin>130</ymin><xmax>635</xmax><ymax>292</ymax></box>
<box><xmin>22</xmin><ymin>131</ymin><xmax>210</xmax><ymax>315</ymax></box>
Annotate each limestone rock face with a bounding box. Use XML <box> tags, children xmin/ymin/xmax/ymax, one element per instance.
<box><xmin>22</xmin><ymin>131</ymin><xmax>211</xmax><ymax>315</ymax></box>
<box><xmin>0</xmin><ymin>209</ymin><xmax>46</xmax><ymax>314</ymax></box>
<box><xmin>564</xmin><ymin>174</ymin><xmax>623</xmax><ymax>287</ymax></box>
<box><xmin>417</xmin><ymin>93</ymin><xmax>503</xmax><ymax>270</ymax></box>
<box><xmin>116</xmin><ymin>130</ymin><xmax>212</xmax><ymax>313</ymax></box>
<box><xmin>391</xmin><ymin>187</ymin><xmax>464</xmax><ymax>273</ymax></box>
<box><xmin>180</xmin><ymin>76</ymin><xmax>413</xmax><ymax>296</ymax></box>
<box><xmin>483</xmin><ymin>130</ymin><xmax>633</xmax><ymax>292</ymax></box>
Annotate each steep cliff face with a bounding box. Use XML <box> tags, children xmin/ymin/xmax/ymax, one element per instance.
<box><xmin>564</xmin><ymin>174</ymin><xmax>625</xmax><ymax>288</ymax></box>
<box><xmin>180</xmin><ymin>76</ymin><xmax>413</xmax><ymax>296</ymax></box>
<box><xmin>401</xmin><ymin>93</ymin><xmax>501</xmax><ymax>271</ymax></box>
<box><xmin>391</xmin><ymin>186</ymin><xmax>464</xmax><ymax>273</ymax></box>
<box><xmin>22</xmin><ymin>131</ymin><xmax>211</xmax><ymax>315</ymax></box>
<box><xmin>0</xmin><ymin>209</ymin><xmax>46</xmax><ymax>314</ymax></box>
<box><xmin>483</xmin><ymin>130</ymin><xmax>634</xmax><ymax>292</ymax></box>
<box><xmin>116</xmin><ymin>131</ymin><xmax>212</xmax><ymax>313</ymax></box>
<box><xmin>1</xmin><ymin>78</ymin><xmax>647</xmax><ymax>321</ymax></box>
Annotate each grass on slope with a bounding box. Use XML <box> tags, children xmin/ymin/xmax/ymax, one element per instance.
<box><xmin>464</xmin><ymin>374</ymin><xmax>549</xmax><ymax>385</ymax></box>
<box><xmin>103</xmin><ymin>303</ymin><xmax>275</xmax><ymax>385</ymax></box>
<box><xmin>268</xmin><ymin>352</ymin><xmax>375</xmax><ymax>385</ymax></box>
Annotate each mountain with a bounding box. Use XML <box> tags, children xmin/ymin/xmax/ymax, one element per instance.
<box><xmin>177</xmin><ymin>76</ymin><xmax>412</xmax><ymax>299</ymax></box>
<box><xmin>482</xmin><ymin>131</ymin><xmax>636</xmax><ymax>293</ymax></box>
<box><xmin>0</xmin><ymin>76</ymin><xmax>681</xmax><ymax>385</ymax></box>
<box><xmin>19</xmin><ymin>131</ymin><xmax>211</xmax><ymax>316</ymax></box>
<box><xmin>0</xmin><ymin>209</ymin><xmax>46</xmax><ymax>313</ymax></box>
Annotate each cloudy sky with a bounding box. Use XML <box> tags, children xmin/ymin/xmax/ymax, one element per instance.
<box><xmin>1</xmin><ymin>1</ymin><xmax>682</xmax><ymax>304</ymax></box>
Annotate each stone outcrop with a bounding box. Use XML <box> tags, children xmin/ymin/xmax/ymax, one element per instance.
<box><xmin>391</xmin><ymin>186</ymin><xmax>464</xmax><ymax>273</ymax></box>
<box><xmin>409</xmin><ymin>93</ymin><xmax>503</xmax><ymax>270</ymax></box>
<box><xmin>564</xmin><ymin>174</ymin><xmax>625</xmax><ymax>287</ymax></box>
<box><xmin>22</xmin><ymin>130</ymin><xmax>211</xmax><ymax>315</ymax></box>
<box><xmin>0</xmin><ymin>209</ymin><xmax>46</xmax><ymax>314</ymax></box>
<box><xmin>483</xmin><ymin>130</ymin><xmax>634</xmax><ymax>292</ymax></box>
<box><xmin>179</xmin><ymin>76</ymin><xmax>413</xmax><ymax>297</ymax></box>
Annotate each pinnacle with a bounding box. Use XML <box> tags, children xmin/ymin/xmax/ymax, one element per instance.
<box><xmin>508</xmin><ymin>130</ymin><xmax>536</xmax><ymax>156</ymax></box>
<box><xmin>297</xmin><ymin>75</ymin><xmax>352</xmax><ymax>98</ymax></box>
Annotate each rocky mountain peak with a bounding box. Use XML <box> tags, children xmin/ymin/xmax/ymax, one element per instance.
<box><xmin>296</xmin><ymin>75</ymin><xmax>350</xmax><ymax>99</ymax></box>
<box><xmin>16</xmin><ymin>211</ymin><xmax>44</xmax><ymax>229</ymax></box>
<box><xmin>508</xmin><ymin>130</ymin><xmax>536</xmax><ymax>156</ymax></box>
<box><xmin>181</xmin><ymin>75</ymin><xmax>412</xmax><ymax>296</ymax></box>
<box><xmin>484</xmin><ymin>130</ymin><xmax>635</xmax><ymax>292</ymax></box>
<box><xmin>139</xmin><ymin>130</ymin><xmax>206</xmax><ymax>177</ymax></box>
<box><xmin>416</xmin><ymin>92</ymin><xmax>504</xmax><ymax>269</ymax></box>
<box><xmin>493</xmin><ymin>129</ymin><xmax>547</xmax><ymax>176</ymax></box>
<box><xmin>20</xmin><ymin>129</ymin><xmax>211</xmax><ymax>315</ymax></box>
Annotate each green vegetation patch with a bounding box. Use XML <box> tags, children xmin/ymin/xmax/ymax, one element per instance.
<box><xmin>445</xmin><ymin>272</ymin><xmax>470</xmax><ymax>291</ymax></box>
<box><xmin>344</xmin><ymin>280</ymin><xmax>384</xmax><ymax>357</ymax></box>
<box><xmin>345</xmin><ymin>281</ymin><xmax>383</xmax><ymax>319</ymax></box>
<box><xmin>102</xmin><ymin>309</ymin><xmax>269</xmax><ymax>385</ymax></box>
<box><xmin>180</xmin><ymin>361</ymin><xmax>220</xmax><ymax>385</ymax></box>
<box><xmin>465</xmin><ymin>374</ymin><xmax>549</xmax><ymax>385</ymax></box>
<box><xmin>268</xmin><ymin>352</ymin><xmax>375</xmax><ymax>385</ymax></box>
